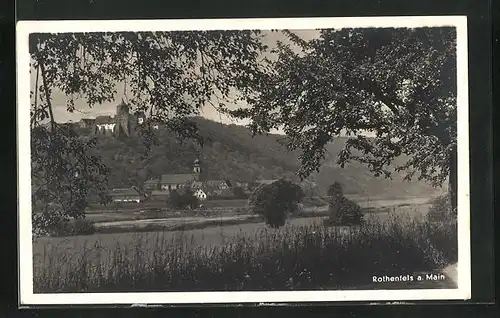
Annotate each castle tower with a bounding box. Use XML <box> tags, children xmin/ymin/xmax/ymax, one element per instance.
<box><xmin>115</xmin><ymin>98</ymin><xmax>131</xmax><ymax>138</ymax></box>
<box><xmin>193</xmin><ymin>158</ymin><xmax>201</xmax><ymax>181</ymax></box>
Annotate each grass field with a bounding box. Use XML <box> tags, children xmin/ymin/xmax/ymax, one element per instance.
<box><xmin>34</xmin><ymin>207</ymin><xmax>428</xmax><ymax>267</ymax></box>
<box><xmin>32</xmin><ymin>202</ymin><xmax>457</xmax><ymax>293</ymax></box>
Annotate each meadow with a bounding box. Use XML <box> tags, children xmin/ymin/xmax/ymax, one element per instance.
<box><xmin>33</xmin><ymin>203</ymin><xmax>458</xmax><ymax>293</ymax></box>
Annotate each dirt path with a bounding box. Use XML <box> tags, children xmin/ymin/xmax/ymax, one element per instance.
<box><xmin>94</xmin><ymin>215</ymin><xmax>249</xmax><ymax>228</ymax></box>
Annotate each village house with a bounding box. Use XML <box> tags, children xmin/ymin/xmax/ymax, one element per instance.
<box><xmin>149</xmin><ymin>159</ymin><xmax>202</xmax><ymax>192</ymax></box>
<box><xmin>160</xmin><ymin>174</ymin><xmax>198</xmax><ymax>191</ymax></box>
<box><xmin>189</xmin><ymin>179</ymin><xmax>233</xmax><ymax>197</ymax></box>
<box><xmin>142</xmin><ymin>159</ymin><xmax>250</xmax><ymax>200</ymax></box>
<box><xmin>109</xmin><ymin>188</ymin><xmax>142</xmax><ymax>203</ymax></box>
<box><xmin>78</xmin><ymin>118</ymin><xmax>95</xmax><ymax>129</ymax></box>
<box><xmin>203</xmin><ymin>180</ymin><xmax>232</xmax><ymax>196</ymax></box>
<box><xmin>205</xmin><ymin>180</ymin><xmax>232</xmax><ymax>190</ymax></box>
<box><xmin>194</xmin><ymin>189</ymin><xmax>207</xmax><ymax>201</ymax></box>
<box><xmin>143</xmin><ymin>178</ymin><xmax>160</xmax><ymax>191</ymax></box>
<box><xmin>191</xmin><ymin>180</ymin><xmax>204</xmax><ymax>189</ymax></box>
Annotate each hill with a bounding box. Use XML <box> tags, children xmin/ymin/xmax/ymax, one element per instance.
<box><xmin>88</xmin><ymin>117</ymin><xmax>443</xmax><ymax>198</ymax></box>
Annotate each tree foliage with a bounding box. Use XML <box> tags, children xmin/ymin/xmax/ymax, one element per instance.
<box><xmin>31</xmin><ymin>124</ymin><xmax>109</xmax><ymax>234</ymax></box>
<box><xmin>231</xmin><ymin>186</ymin><xmax>248</xmax><ymax>199</ymax></box>
<box><xmin>84</xmin><ymin>117</ymin><xmax>438</xmax><ymax>199</ymax></box>
<box><xmin>166</xmin><ymin>189</ymin><xmax>200</xmax><ymax>210</ymax></box>
<box><xmin>30</xmin><ymin>31</ymin><xmax>268</xmax><ymax>138</ymax></box>
<box><xmin>29</xmin><ymin>30</ymin><xmax>268</xmax><ymax>228</ymax></box>
<box><xmin>248</xmin><ymin>179</ymin><xmax>304</xmax><ymax>228</ymax></box>
<box><xmin>231</xmin><ymin>27</ymin><xmax>458</xmax><ymax>210</ymax></box>
<box><xmin>325</xmin><ymin>182</ymin><xmax>364</xmax><ymax>226</ymax></box>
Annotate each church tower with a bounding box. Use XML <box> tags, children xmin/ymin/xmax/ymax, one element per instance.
<box><xmin>193</xmin><ymin>158</ymin><xmax>201</xmax><ymax>181</ymax></box>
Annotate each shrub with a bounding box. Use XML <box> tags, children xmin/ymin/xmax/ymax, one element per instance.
<box><xmin>53</xmin><ymin>219</ymin><xmax>96</xmax><ymax>237</ymax></box>
<box><xmin>327</xmin><ymin>181</ymin><xmax>343</xmax><ymax>198</ymax></box>
<box><xmin>167</xmin><ymin>189</ymin><xmax>200</xmax><ymax>210</ymax></box>
<box><xmin>247</xmin><ymin>179</ymin><xmax>304</xmax><ymax>228</ymax></box>
<box><xmin>232</xmin><ymin>186</ymin><xmax>248</xmax><ymax>199</ymax></box>
<box><xmin>325</xmin><ymin>182</ymin><xmax>364</xmax><ymax>226</ymax></box>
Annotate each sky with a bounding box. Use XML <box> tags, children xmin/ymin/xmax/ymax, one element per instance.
<box><xmin>31</xmin><ymin>30</ymin><xmax>321</xmax><ymax>134</ymax></box>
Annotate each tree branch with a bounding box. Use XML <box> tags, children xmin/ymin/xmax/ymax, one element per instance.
<box><xmin>31</xmin><ymin>63</ymin><xmax>40</xmax><ymax>129</ymax></box>
<box><xmin>39</xmin><ymin>61</ymin><xmax>56</xmax><ymax>131</ymax></box>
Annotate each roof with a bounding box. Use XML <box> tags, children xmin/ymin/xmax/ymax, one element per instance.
<box><xmin>204</xmin><ymin>180</ymin><xmax>230</xmax><ymax>187</ymax></box>
<box><xmin>144</xmin><ymin>179</ymin><xmax>160</xmax><ymax>185</ymax></box>
<box><xmin>109</xmin><ymin>188</ymin><xmax>141</xmax><ymax>196</ymax></box>
<box><xmin>95</xmin><ymin>115</ymin><xmax>114</xmax><ymax>124</ymax></box>
<box><xmin>191</xmin><ymin>181</ymin><xmax>203</xmax><ymax>188</ymax></box>
<box><xmin>80</xmin><ymin>118</ymin><xmax>95</xmax><ymax>123</ymax></box>
<box><xmin>160</xmin><ymin>174</ymin><xmax>196</xmax><ymax>184</ymax></box>
<box><xmin>151</xmin><ymin>190</ymin><xmax>169</xmax><ymax>196</ymax></box>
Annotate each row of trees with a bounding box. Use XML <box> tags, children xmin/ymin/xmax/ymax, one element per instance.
<box><xmin>30</xmin><ymin>27</ymin><xmax>458</xmax><ymax>231</ymax></box>
<box><xmin>248</xmin><ymin>179</ymin><xmax>363</xmax><ymax>228</ymax></box>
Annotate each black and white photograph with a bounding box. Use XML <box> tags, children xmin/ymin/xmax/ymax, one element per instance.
<box><xmin>17</xmin><ymin>17</ymin><xmax>470</xmax><ymax>305</ymax></box>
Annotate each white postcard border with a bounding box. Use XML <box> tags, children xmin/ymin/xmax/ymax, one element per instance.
<box><xmin>17</xmin><ymin>16</ymin><xmax>471</xmax><ymax>305</ymax></box>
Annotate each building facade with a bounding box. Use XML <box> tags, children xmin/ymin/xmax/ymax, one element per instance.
<box><xmin>160</xmin><ymin>174</ymin><xmax>197</xmax><ymax>191</ymax></box>
<box><xmin>109</xmin><ymin>188</ymin><xmax>142</xmax><ymax>203</ymax></box>
<box><xmin>77</xmin><ymin>99</ymin><xmax>146</xmax><ymax>138</ymax></box>
<box><xmin>194</xmin><ymin>189</ymin><xmax>207</xmax><ymax>201</ymax></box>
<box><xmin>143</xmin><ymin>159</ymin><xmax>202</xmax><ymax>193</ymax></box>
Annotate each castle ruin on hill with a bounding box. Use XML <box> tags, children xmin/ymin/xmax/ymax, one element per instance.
<box><xmin>76</xmin><ymin>99</ymin><xmax>154</xmax><ymax>138</ymax></box>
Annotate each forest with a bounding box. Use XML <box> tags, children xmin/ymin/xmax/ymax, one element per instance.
<box><xmin>79</xmin><ymin>116</ymin><xmax>441</xmax><ymax>198</ymax></box>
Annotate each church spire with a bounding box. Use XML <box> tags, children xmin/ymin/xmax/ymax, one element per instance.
<box><xmin>193</xmin><ymin>158</ymin><xmax>201</xmax><ymax>180</ymax></box>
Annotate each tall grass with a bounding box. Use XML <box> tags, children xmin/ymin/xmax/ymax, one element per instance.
<box><xmin>33</xmin><ymin>215</ymin><xmax>457</xmax><ymax>293</ymax></box>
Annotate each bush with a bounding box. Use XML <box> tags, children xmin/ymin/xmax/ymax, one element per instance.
<box><xmin>53</xmin><ymin>219</ymin><xmax>96</xmax><ymax>237</ymax></box>
<box><xmin>324</xmin><ymin>197</ymin><xmax>364</xmax><ymax>226</ymax></box>
<box><xmin>247</xmin><ymin>179</ymin><xmax>304</xmax><ymax>228</ymax></box>
<box><xmin>167</xmin><ymin>189</ymin><xmax>200</xmax><ymax>210</ymax></box>
<box><xmin>325</xmin><ymin>182</ymin><xmax>364</xmax><ymax>226</ymax></box>
<box><xmin>264</xmin><ymin>210</ymin><xmax>287</xmax><ymax>228</ymax></box>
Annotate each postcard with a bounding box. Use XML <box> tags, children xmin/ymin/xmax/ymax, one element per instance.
<box><xmin>17</xmin><ymin>16</ymin><xmax>470</xmax><ymax>305</ymax></box>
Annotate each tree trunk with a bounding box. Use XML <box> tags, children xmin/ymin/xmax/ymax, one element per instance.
<box><xmin>39</xmin><ymin>61</ymin><xmax>56</xmax><ymax>131</ymax></box>
<box><xmin>448</xmin><ymin>145</ymin><xmax>458</xmax><ymax>215</ymax></box>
